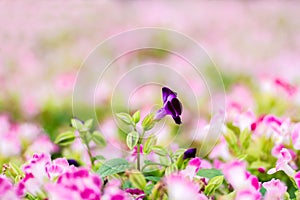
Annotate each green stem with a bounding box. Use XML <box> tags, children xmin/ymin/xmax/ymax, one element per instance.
<box><xmin>137</xmin><ymin>143</ymin><xmax>141</xmax><ymax>171</ymax></box>
<box><xmin>83</xmin><ymin>134</ymin><xmax>94</xmax><ymax>167</ymax></box>
<box><xmin>136</xmin><ymin>130</ymin><xmax>145</xmax><ymax>171</ymax></box>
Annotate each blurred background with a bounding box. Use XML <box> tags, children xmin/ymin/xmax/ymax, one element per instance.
<box><xmin>0</xmin><ymin>1</ymin><xmax>300</xmax><ymax>158</ymax></box>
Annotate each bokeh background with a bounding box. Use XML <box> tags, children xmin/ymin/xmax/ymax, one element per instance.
<box><xmin>1</xmin><ymin>1</ymin><xmax>300</xmax><ymax>161</ymax></box>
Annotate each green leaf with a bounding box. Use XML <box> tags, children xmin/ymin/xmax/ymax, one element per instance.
<box><xmin>223</xmin><ymin>127</ymin><xmax>238</xmax><ymax>146</ymax></box>
<box><xmin>126</xmin><ymin>131</ymin><xmax>139</xmax><ymax>150</ymax></box>
<box><xmin>54</xmin><ymin>131</ymin><xmax>76</xmax><ymax>146</ymax></box>
<box><xmin>145</xmin><ymin>176</ymin><xmax>161</xmax><ymax>182</ymax></box>
<box><xmin>165</xmin><ymin>164</ymin><xmax>178</xmax><ymax>176</ymax></box>
<box><xmin>71</xmin><ymin>118</ymin><xmax>84</xmax><ymax>130</ymax></box>
<box><xmin>142</xmin><ymin>113</ymin><xmax>155</xmax><ymax>131</ymax></box>
<box><xmin>92</xmin><ymin>130</ymin><xmax>106</xmax><ymax>147</ymax></box>
<box><xmin>152</xmin><ymin>146</ymin><xmax>168</xmax><ymax>157</ymax></box>
<box><xmin>84</xmin><ymin>119</ymin><xmax>94</xmax><ymax>130</ymax></box>
<box><xmin>97</xmin><ymin>158</ymin><xmax>130</xmax><ymax>178</ymax></box>
<box><xmin>204</xmin><ymin>175</ymin><xmax>224</xmax><ymax>195</ymax></box>
<box><xmin>239</xmin><ymin>128</ymin><xmax>251</xmax><ymax>149</ymax></box>
<box><xmin>197</xmin><ymin>168</ymin><xmax>223</xmax><ymax>179</ymax></box>
<box><xmin>144</xmin><ymin>136</ymin><xmax>157</xmax><ymax>154</ymax></box>
<box><xmin>92</xmin><ymin>155</ymin><xmax>106</xmax><ymax>162</ymax></box>
<box><xmin>129</xmin><ymin>170</ymin><xmax>147</xmax><ymax>190</ymax></box>
<box><xmin>132</xmin><ymin>110</ymin><xmax>140</xmax><ymax>124</ymax></box>
<box><xmin>116</xmin><ymin>113</ymin><xmax>133</xmax><ymax>125</ymax></box>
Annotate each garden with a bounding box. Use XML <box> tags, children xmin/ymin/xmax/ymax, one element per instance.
<box><xmin>1</xmin><ymin>2</ymin><xmax>300</xmax><ymax>200</ymax></box>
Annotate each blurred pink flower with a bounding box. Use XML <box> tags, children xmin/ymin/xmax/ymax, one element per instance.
<box><xmin>260</xmin><ymin>76</ymin><xmax>297</xmax><ymax>97</ymax></box>
<box><xmin>223</xmin><ymin>161</ymin><xmax>261</xmax><ymax>197</ymax></box>
<box><xmin>235</xmin><ymin>189</ymin><xmax>261</xmax><ymax>200</ymax></box>
<box><xmin>209</xmin><ymin>136</ymin><xmax>232</xmax><ymax>161</ymax></box>
<box><xmin>54</xmin><ymin>72</ymin><xmax>76</xmax><ymax>93</ymax></box>
<box><xmin>262</xmin><ymin>178</ymin><xmax>287</xmax><ymax>200</ymax></box>
<box><xmin>25</xmin><ymin>135</ymin><xmax>58</xmax><ymax>157</ymax></box>
<box><xmin>165</xmin><ymin>174</ymin><xmax>207</xmax><ymax>200</ymax></box>
<box><xmin>292</xmin><ymin>123</ymin><xmax>300</xmax><ymax>150</ymax></box>
<box><xmin>233</xmin><ymin>110</ymin><xmax>256</xmax><ymax>131</ymax></box>
<box><xmin>0</xmin><ymin>175</ymin><xmax>21</xmax><ymax>200</ymax></box>
<box><xmin>21</xmin><ymin>95</ymin><xmax>40</xmax><ymax>117</ymax></box>
<box><xmin>294</xmin><ymin>171</ymin><xmax>300</xmax><ymax>189</ymax></box>
<box><xmin>46</xmin><ymin>167</ymin><xmax>102</xmax><ymax>200</ymax></box>
<box><xmin>102</xmin><ymin>179</ymin><xmax>129</xmax><ymax>200</ymax></box>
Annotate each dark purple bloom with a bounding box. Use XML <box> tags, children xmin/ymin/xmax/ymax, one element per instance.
<box><xmin>155</xmin><ymin>87</ymin><xmax>182</xmax><ymax>124</ymax></box>
<box><xmin>67</xmin><ymin>159</ymin><xmax>80</xmax><ymax>167</ymax></box>
<box><xmin>125</xmin><ymin>188</ymin><xmax>145</xmax><ymax>199</ymax></box>
<box><xmin>183</xmin><ymin>148</ymin><xmax>197</xmax><ymax>160</ymax></box>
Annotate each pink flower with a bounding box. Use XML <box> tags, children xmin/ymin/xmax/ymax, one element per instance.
<box><xmin>255</xmin><ymin>115</ymin><xmax>290</xmax><ymax>144</ymax></box>
<box><xmin>233</xmin><ymin>110</ymin><xmax>256</xmax><ymax>131</ymax></box>
<box><xmin>223</xmin><ymin>161</ymin><xmax>261</xmax><ymax>197</ymax></box>
<box><xmin>292</xmin><ymin>123</ymin><xmax>300</xmax><ymax>150</ymax></box>
<box><xmin>0</xmin><ymin>175</ymin><xmax>21</xmax><ymax>200</ymax></box>
<box><xmin>46</xmin><ymin>167</ymin><xmax>102</xmax><ymax>200</ymax></box>
<box><xmin>18</xmin><ymin>153</ymin><xmax>70</xmax><ymax>196</ymax></box>
<box><xmin>223</xmin><ymin>161</ymin><xmax>248</xmax><ymax>190</ymax></box>
<box><xmin>294</xmin><ymin>171</ymin><xmax>300</xmax><ymax>189</ymax></box>
<box><xmin>165</xmin><ymin>174</ymin><xmax>207</xmax><ymax>200</ymax></box>
<box><xmin>25</xmin><ymin>135</ymin><xmax>58</xmax><ymax>156</ymax></box>
<box><xmin>262</xmin><ymin>179</ymin><xmax>287</xmax><ymax>200</ymax></box>
<box><xmin>54</xmin><ymin>72</ymin><xmax>76</xmax><ymax>93</ymax></box>
<box><xmin>235</xmin><ymin>189</ymin><xmax>261</xmax><ymax>200</ymax></box>
<box><xmin>181</xmin><ymin>157</ymin><xmax>201</xmax><ymax>180</ymax></box>
<box><xmin>268</xmin><ymin>148</ymin><xmax>296</xmax><ymax>177</ymax></box>
<box><xmin>209</xmin><ymin>136</ymin><xmax>232</xmax><ymax>161</ymax></box>
<box><xmin>102</xmin><ymin>179</ymin><xmax>129</xmax><ymax>200</ymax></box>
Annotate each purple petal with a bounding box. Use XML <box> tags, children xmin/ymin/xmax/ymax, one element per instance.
<box><xmin>162</xmin><ymin>87</ymin><xmax>177</xmax><ymax>103</ymax></box>
<box><xmin>171</xmin><ymin>98</ymin><xmax>182</xmax><ymax>115</ymax></box>
<box><xmin>183</xmin><ymin>148</ymin><xmax>197</xmax><ymax>160</ymax></box>
<box><xmin>154</xmin><ymin>108</ymin><xmax>167</xmax><ymax>120</ymax></box>
<box><xmin>172</xmin><ymin>116</ymin><xmax>182</xmax><ymax>124</ymax></box>
<box><xmin>165</xmin><ymin>101</ymin><xmax>176</xmax><ymax>116</ymax></box>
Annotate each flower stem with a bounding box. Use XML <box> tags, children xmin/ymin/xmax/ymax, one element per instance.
<box><xmin>137</xmin><ymin>143</ymin><xmax>141</xmax><ymax>171</ymax></box>
<box><xmin>136</xmin><ymin>130</ymin><xmax>145</xmax><ymax>171</ymax></box>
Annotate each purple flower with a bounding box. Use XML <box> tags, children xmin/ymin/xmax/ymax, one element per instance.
<box><xmin>183</xmin><ymin>148</ymin><xmax>197</xmax><ymax>160</ymax></box>
<box><xmin>155</xmin><ymin>87</ymin><xmax>182</xmax><ymax>124</ymax></box>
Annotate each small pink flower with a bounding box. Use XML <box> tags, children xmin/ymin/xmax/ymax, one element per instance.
<box><xmin>255</xmin><ymin>115</ymin><xmax>291</xmax><ymax>144</ymax></box>
<box><xmin>262</xmin><ymin>178</ymin><xmax>287</xmax><ymax>200</ymax></box>
<box><xmin>165</xmin><ymin>174</ymin><xmax>207</xmax><ymax>200</ymax></box>
<box><xmin>268</xmin><ymin>148</ymin><xmax>296</xmax><ymax>177</ymax></box>
<box><xmin>181</xmin><ymin>157</ymin><xmax>202</xmax><ymax>180</ymax></box>
<box><xmin>233</xmin><ymin>110</ymin><xmax>256</xmax><ymax>131</ymax></box>
<box><xmin>18</xmin><ymin>153</ymin><xmax>70</xmax><ymax>196</ymax></box>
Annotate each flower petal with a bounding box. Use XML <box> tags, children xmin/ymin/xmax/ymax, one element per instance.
<box><xmin>165</xmin><ymin>101</ymin><xmax>176</xmax><ymax>116</ymax></box>
<box><xmin>173</xmin><ymin>116</ymin><xmax>182</xmax><ymax>124</ymax></box>
<box><xmin>171</xmin><ymin>98</ymin><xmax>182</xmax><ymax>115</ymax></box>
<box><xmin>162</xmin><ymin>87</ymin><xmax>176</xmax><ymax>103</ymax></box>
